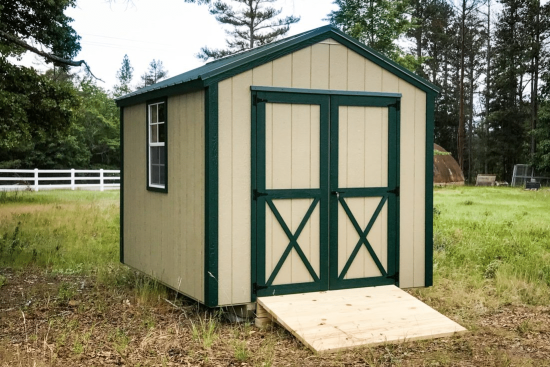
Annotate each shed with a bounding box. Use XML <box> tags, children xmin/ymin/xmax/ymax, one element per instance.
<box><xmin>116</xmin><ymin>25</ymin><xmax>439</xmax><ymax>308</ymax></box>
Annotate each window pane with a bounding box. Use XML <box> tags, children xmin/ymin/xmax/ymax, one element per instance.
<box><xmin>151</xmin><ymin>146</ymin><xmax>158</xmax><ymax>164</ymax></box>
<box><xmin>151</xmin><ymin>124</ymin><xmax>158</xmax><ymax>143</ymax></box>
<box><xmin>151</xmin><ymin>104</ymin><xmax>158</xmax><ymax>123</ymax></box>
<box><xmin>158</xmin><ymin>122</ymin><xmax>165</xmax><ymax>143</ymax></box>
<box><xmin>151</xmin><ymin>163</ymin><xmax>160</xmax><ymax>185</ymax></box>
<box><xmin>159</xmin><ymin>146</ymin><xmax>165</xmax><ymax>165</ymax></box>
<box><xmin>159</xmin><ymin>164</ymin><xmax>165</xmax><ymax>185</ymax></box>
<box><xmin>158</xmin><ymin>103</ymin><xmax>165</xmax><ymax>122</ymax></box>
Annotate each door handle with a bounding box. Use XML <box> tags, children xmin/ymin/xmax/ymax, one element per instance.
<box><xmin>331</xmin><ymin>190</ymin><xmax>344</xmax><ymax>199</ymax></box>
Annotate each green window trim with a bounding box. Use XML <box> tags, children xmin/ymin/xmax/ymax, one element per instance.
<box><xmin>146</xmin><ymin>97</ymin><xmax>168</xmax><ymax>193</ymax></box>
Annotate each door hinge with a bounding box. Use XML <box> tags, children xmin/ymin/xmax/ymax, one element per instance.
<box><xmin>253</xmin><ymin>189</ymin><xmax>268</xmax><ymax>200</ymax></box>
<box><xmin>253</xmin><ymin>95</ymin><xmax>268</xmax><ymax>106</ymax></box>
<box><xmin>387</xmin><ymin>272</ymin><xmax>399</xmax><ymax>282</ymax></box>
<box><xmin>253</xmin><ymin>283</ymin><xmax>268</xmax><ymax>294</ymax></box>
<box><xmin>388</xmin><ymin>186</ymin><xmax>400</xmax><ymax>197</ymax></box>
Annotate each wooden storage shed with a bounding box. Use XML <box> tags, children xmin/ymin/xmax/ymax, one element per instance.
<box><xmin>116</xmin><ymin>25</ymin><xmax>439</xmax><ymax>308</ymax></box>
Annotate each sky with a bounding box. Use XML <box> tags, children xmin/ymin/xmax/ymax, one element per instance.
<box><xmin>22</xmin><ymin>0</ymin><xmax>338</xmax><ymax>91</ymax></box>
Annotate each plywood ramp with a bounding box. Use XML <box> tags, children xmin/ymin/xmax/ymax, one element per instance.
<box><xmin>257</xmin><ymin>285</ymin><xmax>466</xmax><ymax>353</ymax></box>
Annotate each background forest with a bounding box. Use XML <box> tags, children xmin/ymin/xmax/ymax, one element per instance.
<box><xmin>1</xmin><ymin>0</ymin><xmax>549</xmax><ymax>183</ymax></box>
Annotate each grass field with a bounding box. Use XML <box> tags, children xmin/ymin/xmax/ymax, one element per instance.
<box><xmin>1</xmin><ymin>187</ymin><xmax>549</xmax><ymax>366</ymax></box>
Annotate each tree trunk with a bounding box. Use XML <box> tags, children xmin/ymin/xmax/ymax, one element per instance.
<box><xmin>531</xmin><ymin>1</ymin><xmax>540</xmax><ymax>159</ymax></box>
<box><xmin>458</xmin><ymin>0</ymin><xmax>466</xmax><ymax>170</ymax></box>
<box><xmin>484</xmin><ymin>0</ymin><xmax>491</xmax><ymax>174</ymax></box>
<box><xmin>249</xmin><ymin>0</ymin><xmax>255</xmax><ymax>49</ymax></box>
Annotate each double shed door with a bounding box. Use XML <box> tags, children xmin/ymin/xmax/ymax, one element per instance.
<box><xmin>252</xmin><ymin>89</ymin><xmax>400</xmax><ymax>298</ymax></box>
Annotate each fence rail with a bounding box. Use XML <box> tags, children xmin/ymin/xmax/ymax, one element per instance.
<box><xmin>0</xmin><ymin>169</ymin><xmax>120</xmax><ymax>192</ymax></box>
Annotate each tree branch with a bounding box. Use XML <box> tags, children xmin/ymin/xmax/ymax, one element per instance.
<box><xmin>0</xmin><ymin>30</ymin><xmax>103</xmax><ymax>82</ymax></box>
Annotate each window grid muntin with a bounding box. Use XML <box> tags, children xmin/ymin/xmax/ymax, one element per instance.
<box><xmin>148</xmin><ymin>101</ymin><xmax>166</xmax><ymax>189</ymax></box>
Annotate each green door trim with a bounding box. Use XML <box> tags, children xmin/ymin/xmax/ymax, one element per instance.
<box><xmin>264</xmin><ymin>198</ymin><xmax>321</xmax><ymax>286</ymax></box>
<box><xmin>251</xmin><ymin>89</ymin><xmax>400</xmax><ymax>299</ymax></box>
<box><xmin>251</xmin><ymin>90</ymin><xmax>330</xmax><ymax>299</ymax></box>
<box><xmin>337</xmin><ymin>195</ymin><xmax>388</xmax><ymax>280</ymax></box>
<box><xmin>328</xmin><ymin>95</ymin><xmax>400</xmax><ymax>291</ymax></box>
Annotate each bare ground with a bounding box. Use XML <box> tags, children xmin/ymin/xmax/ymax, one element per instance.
<box><xmin>1</xmin><ymin>268</ymin><xmax>550</xmax><ymax>367</ymax></box>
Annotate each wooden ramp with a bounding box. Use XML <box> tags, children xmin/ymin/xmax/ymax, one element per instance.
<box><xmin>256</xmin><ymin>285</ymin><xmax>467</xmax><ymax>353</ymax></box>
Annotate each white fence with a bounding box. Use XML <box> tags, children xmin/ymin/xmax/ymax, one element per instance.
<box><xmin>0</xmin><ymin>169</ymin><xmax>120</xmax><ymax>192</ymax></box>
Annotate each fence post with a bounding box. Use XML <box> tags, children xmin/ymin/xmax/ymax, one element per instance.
<box><xmin>34</xmin><ymin>168</ymin><xmax>39</xmax><ymax>192</ymax></box>
<box><xmin>71</xmin><ymin>169</ymin><xmax>75</xmax><ymax>191</ymax></box>
<box><xmin>100</xmin><ymin>169</ymin><xmax>104</xmax><ymax>192</ymax></box>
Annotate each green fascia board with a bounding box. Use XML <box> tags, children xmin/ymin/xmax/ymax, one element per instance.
<box><xmin>251</xmin><ymin>86</ymin><xmax>402</xmax><ymax>98</ymax></box>
<box><xmin>116</xmin><ymin>80</ymin><xmax>203</xmax><ymax>107</ymax></box>
<box><xmin>115</xmin><ymin>25</ymin><xmax>439</xmax><ymax>107</ymax></box>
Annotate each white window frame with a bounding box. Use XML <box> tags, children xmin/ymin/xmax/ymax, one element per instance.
<box><xmin>148</xmin><ymin>101</ymin><xmax>167</xmax><ymax>190</ymax></box>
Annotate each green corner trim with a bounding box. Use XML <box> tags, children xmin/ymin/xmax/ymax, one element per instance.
<box><xmin>146</xmin><ymin>97</ymin><xmax>168</xmax><ymax>194</ymax></box>
<box><xmin>205</xmin><ymin>84</ymin><xmax>219</xmax><ymax>307</ymax></box>
<box><xmin>425</xmin><ymin>92</ymin><xmax>436</xmax><ymax>287</ymax></box>
<box><xmin>119</xmin><ymin>106</ymin><xmax>124</xmax><ymax>264</ymax></box>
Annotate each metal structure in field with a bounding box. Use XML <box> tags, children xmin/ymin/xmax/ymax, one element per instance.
<box><xmin>512</xmin><ymin>164</ymin><xmax>550</xmax><ymax>187</ymax></box>
<box><xmin>116</xmin><ymin>25</ymin><xmax>439</xmax><ymax>308</ymax></box>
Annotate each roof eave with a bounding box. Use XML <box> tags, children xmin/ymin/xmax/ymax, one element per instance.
<box><xmin>115</xmin><ymin>78</ymin><xmax>205</xmax><ymax>107</ymax></box>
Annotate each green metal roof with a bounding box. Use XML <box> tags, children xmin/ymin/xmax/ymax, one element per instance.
<box><xmin>116</xmin><ymin>25</ymin><xmax>439</xmax><ymax>107</ymax></box>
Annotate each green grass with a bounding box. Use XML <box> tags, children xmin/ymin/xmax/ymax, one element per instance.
<box><xmin>0</xmin><ymin>190</ymin><xmax>120</xmax><ymax>275</ymax></box>
<box><xmin>2</xmin><ymin>187</ymin><xmax>550</xmax><ymax>312</ymax></box>
<box><xmin>1</xmin><ymin>187</ymin><xmax>550</xmax><ymax>365</ymax></box>
<box><xmin>414</xmin><ymin>186</ymin><xmax>550</xmax><ymax>318</ymax></box>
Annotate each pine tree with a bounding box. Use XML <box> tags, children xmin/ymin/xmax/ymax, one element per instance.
<box><xmin>113</xmin><ymin>54</ymin><xmax>134</xmax><ymax>97</ymax></box>
<box><xmin>487</xmin><ymin>0</ymin><xmax>530</xmax><ymax>181</ymax></box>
<box><xmin>328</xmin><ymin>0</ymin><xmax>413</xmax><ymax>66</ymax></box>
<box><xmin>197</xmin><ymin>0</ymin><xmax>300</xmax><ymax>61</ymax></box>
<box><xmin>140</xmin><ymin>59</ymin><xmax>168</xmax><ymax>87</ymax></box>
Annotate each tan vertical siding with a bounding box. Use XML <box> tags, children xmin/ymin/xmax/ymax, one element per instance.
<box><xmin>218</xmin><ymin>39</ymin><xmax>427</xmax><ymax>305</ymax></box>
<box><xmin>264</xmin><ymin>103</ymin><xmax>321</xmax><ymax>286</ymax></box>
<box><xmin>123</xmin><ymin>90</ymin><xmax>205</xmax><ymax>302</ymax></box>
<box><xmin>337</xmin><ymin>106</ymin><xmax>389</xmax><ymax>279</ymax></box>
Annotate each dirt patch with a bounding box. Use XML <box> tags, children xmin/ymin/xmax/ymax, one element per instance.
<box><xmin>1</xmin><ymin>268</ymin><xmax>550</xmax><ymax>366</ymax></box>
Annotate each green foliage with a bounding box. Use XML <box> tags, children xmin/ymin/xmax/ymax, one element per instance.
<box><xmin>328</xmin><ymin>0</ymin><xmax>414</xmax><ymax>68</ymax></box>
<box><xmin>532</xmin><ymin>100</ymin><xmax>550</xmax><ymax>173</ymax></box>
<box><xmin>140</xmin><ymin>59</ymin><xmax>168</xmax><ymax>87</ymax></box>
<box><xmin>74</xmin><ymin>78</ymin><xmax>120</xmax><ymax>168</ymax></box>
<box><xmin>0</xmin><ymin>0</ymin><xmax>81</xmax><ymax>65</ymax></box>
<box><xmin>113</xmin><ymin>54</ymin><xmax>134</xmax><ymax>98</ymax></box>
<box><xmin>0</xmin><ymin>67</ymin><xmax>120</xmax><ymax>169</ymax></box>
<box><xmin>0</xmin><ymin>59</ymin><xmax>80</xmax><ymax>159</ymax></box>
<box><xmin>197</xmin><ymin>0</ymin><xmax>300</xmax><ymax>61</ymax></box>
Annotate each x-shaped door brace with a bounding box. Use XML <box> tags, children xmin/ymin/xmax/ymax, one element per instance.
<box><xmin>265</xmin><ymin>198</ymin><xmax>321</xmax><ymax>286</ymax></box>
<box><xmin>338</xmin><ymin>196</ymin><xmax>388</xmax><ymax>280</ymax></box>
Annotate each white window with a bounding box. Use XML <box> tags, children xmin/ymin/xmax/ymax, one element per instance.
<box><xmin>148</xmin><ymin>101</ymin><xmax>166</xmax><ymax>190</ymax></box>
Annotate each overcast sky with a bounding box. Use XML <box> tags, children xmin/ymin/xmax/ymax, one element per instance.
<box><xmin>23</xmin><ymin>0</ymin><xmax>338</xmax><ymax>90</ymax></box>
